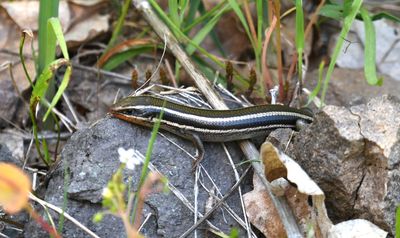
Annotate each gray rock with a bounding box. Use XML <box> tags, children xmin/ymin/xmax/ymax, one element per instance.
<box><xmin>0</xmin><ymin>77</ymin><xmax>20</xmax><ymax>128</ymax></box>
<box><xmin>25</xmin><ymin>117</ymin><xmax>250</xmax><ymax>237</ymax></box>
<box><xmin>284</xmin><ymin>95</ymin><xmax>400</xmax><ymax>235</ymax></box>
<box><xmin>0</xmin><ymin>53</ymin><xmax>32</xmax><ymax>129</ymax></box>
<box><xmin>350</xmin><ymin>95</ymin><xmax>400</xmax><ymax>233</ymax></box>
<box><xmin>0</xmin><ymin>143</ymin><xmax>15</xmax><ymax>163</ymax></box>
<box><xmin>306</xmin><ymin>68</ymin><xmax>400</xmax><ymax>107</ymax></box>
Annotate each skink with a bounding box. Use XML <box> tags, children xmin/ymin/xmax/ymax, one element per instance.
<box><xmin>110</xmin><ymin>95</ymin><xmax>313</xmax><ymax>167</ymax></box>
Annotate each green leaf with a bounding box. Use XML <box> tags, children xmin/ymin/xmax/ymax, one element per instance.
<box><xmin>370</xmin><ymin>12</ymin><xmax>400</xmax><ymax>23</ymax></box>
<box><xmin>43</xmin><ymin>65</ymin><xmax>72</xmax><ymax>120</ymax></box>
<box><xmin>42</xmin><ymin>18</ymin><xmax>71</xmax><ymax>121</ymax></box>
<box><xmin>102</xmin><ymin>0</ymin><xmax>130</xmax><ymax>54</ymax></box>
<box><xmin>396</xmin><ymin>206</ymin><xmax>400</xmax><ymax>238</ymax></box>
<box><xmin>42</xmin><ymin>137</ymin><xmax>50</xmax><ymax>164</ymax></box>
<box><xmin>295</xmin><ymin>0</ymin><xmax>305</xmax><ymax>85</ymax></box>
<box><xmin>131</xmin><ymin>103</ymin><xmax>165</xmax><ymax>223</ymax></box>
<box><xmin>183</xmin><ymin>1</ymin><xmax>226</xmax><ymax>32</ymax></box>
<box><xmin>256</xmin><ymin>0</ymin><xmax>263</xmax><ymax>52</ymax></box>
<box><xmin>307</xmin><ymin>60</ymin><xmax>325</xmax><ymax>106</ymax></box>
<box><xmin>343</xmin><ymin>0</ymin><xmax>353</xmax><ymax>18</ymax></box>
<box><xmin>359</xmin><ymin>7</ymin><xmax>382</xmax><ymax>86</ymax></box>
<box><xmin>320</xmin><ymin>0</ymin><xmax>363</xmax><ymax>105</ymax></box>
<box><xmin>196</xmin><ymin>2</ymin><xmax>226</xmax><ymax>56</ymax></box>
<box><xmin>31</xmin><ymin>58</ymin><xmax>67</xmax><ymax>106</ymax></box>
<box><xmin>38</xmin><ymin>0</ymin><xmax>59</xmax><ymax>73</ymax></box>
<box><xmin>319</xmin><ymin>3</ymin><xmax>343</xmax><ymax>20</ymax></box>
<box><xmin>169</xmin><ymin>0</ymin><xmax>180</xmax><ymax>27</ymax></box>
<box><xmin>185</xmin><ymin>0</ymin><xmax>201</xmax><ymax>26</ymax></box>
<box><xmin>48</xmin><ymin>18</ymin><xmax>69</xmax><ymax>60</ymax></box>
<box><xmin>186</xmin><ymin>4</ymin><xmax>228</xmax><ymax>55</ymax></box>
<box><xmin>178</xmin><ymin>0</ymin><xmax>189</xmax><ymax>23</ymax></box>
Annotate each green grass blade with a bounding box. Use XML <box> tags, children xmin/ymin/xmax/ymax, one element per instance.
<box><xmin>147</xmin><ymin>1</ymin><xmax>237</xmax><ymax>79</ymax></box>
<box><xmin>19</xmin><ymin>30</ymin><xmax>33</xmax><ymax>86</ymax></box>
<box><xmin>131</xmin><ymin>103</ymin><xmax>165</xmax><ymax>223</ymax></box>
<box><xmin>370</xmin><ymin>12</ymin><xmax>400</xmax><ymax>23</ymax></box>
<box><xmin>359</xmin><ymin>7</ymin><xmax>382</xmax><ymax>86</ymax></box>
<box><xmin>307</xmin><ymin>60</ymin><xmax>325</xmax><ymax>106</ymax></box>
<box><xmin>48</xmin><ymin>18</ymin><xmax>69</xmax><ymax>60</ymax></box>
<box><xmin>178</xmin><ymin>0</ymin><xmax>189</xmax><ymax>23</ymax></box>
<box><xmin>256</xmin><ymin>0</ymin><xmax>263</xmax><ymax>53</ymax></box>
<box><xmin>186</xmin><ymin>4</ymin><xmax>228</xmax><ymax>55</ymax></box>
<box><xmin>103</xmin><ymin>0</ymin><xmax>130</xmax><ymax>54</ymax></box>
<box><xmin>193</xmin><ymin>55</ymin><xmax>226</xmax><ymax>86</ymax></box>
<box><xmin>169</xmin><ymin>0</ymin><xmax>180</xmax><ymax>27</ymax></box>
<box><xmin>148</xmin><ymin>0</ymin><xmax>250</xmax><ymax>88</ymax></box>
<box><xmin>320</xmin><ymin>0</ymin><xmax>363</xmax><ymax>105</ymax></box>
<box><xmin>209</xmin><ymin>29</ymin><xmax>227</xmax><ymax>57</ymax></box>
<box><xmin>43</xmin><ymin>18</ymin><xmax>71</xmax><ymax>121</ymax></box>
<box><xmin>183</xmin><ymin>1</ymin><xmax>226</xmax><ymax>32</ymax></box>
<box><xmin>225</xmin><ymin>0</ymin><xmax>261</xmax><ymax>72</ymax></box>
<box><xmin>38</xmin><ymin>0</ymin><xmax>59</xmax><ymax>73</ymax></box>
<box><xmin>343</xmin><ymin>0</ymin><xmax>353</xmax><ymax>17</ymax></box>
<box><xmin>42</xmin><ymin>137</ymin><xmax>50</xmax><ymax>164</ymax></box>
<box><xmin>396</xmin><ymin>206</ymin><xmax>400</xmax><ymax>238</ymax></box>
<box><xmin>31</xmin><ymin>59</ymin><xmax>65</xmax><ymax>106</ymax></box>
<box><xmin>319</xmin><ymin>3</ymin><xmax>343</xmax><ymax>20</ymax></box>
<box><xmin>185</xmin><ymin>0</ymin><xmax>201</xmax><ymax>26</ymax></box>
<box><xmin>295</xmin><ymin>0</ymin><xmax>305</xmax><ymax>88</ymax></box>
<box><xmin>196</xmin><ymin>2</ymin><xmax>226</xmax><ymax>57</ymax></box>
<box><xmin>43</xmin><ymin>65</ymin><xmax>71</xmax><ymax>121</ymax></box>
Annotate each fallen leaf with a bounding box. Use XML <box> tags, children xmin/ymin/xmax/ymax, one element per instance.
<box><xmin>0</xmin><ymin>1</ymin><xmax>71</xmax><ymax>31</ymax></box>
<box><xmin>243</xmin><ymin>175</ymin><xmax>286</xmax><ymax>238</ymax></box>
<box><xmin>65</xmin><ymin>13</ymin><xmax>109</xmax><ymax>48</ymax></box>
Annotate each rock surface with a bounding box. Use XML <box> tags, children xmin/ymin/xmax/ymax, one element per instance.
<box><xmin>25</xmin><ymin>117</ymin><xmax>251</xmax><ymax>237</ymax></box>
<box><xmin>283</xmin><ymin>95</ymin><xmax>400</xmax><ymax>235</ymax></box>
<box><xmin>306</xmin><ymin>68</ymin><xmax>400</xmax><ymax>107</ymax></box>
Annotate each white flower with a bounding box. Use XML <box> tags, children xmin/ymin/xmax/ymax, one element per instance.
<box><xmin>118</xmin><ymin>147</ymin><xmax>142</xmax><ymax>170</ymax></box>
<box><xmin>102</xmin><ymin>187</ymin><xmax>112</xmax><ymax>199</ymax></box>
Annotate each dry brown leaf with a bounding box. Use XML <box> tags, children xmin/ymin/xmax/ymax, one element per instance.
<box><xmin>97</xmin><ymin>38</ymin><xmax>155</xmax><ymax>68</ymax></box>
<box><xmin>0</xmin><ymin>1</ymin><xmax>71</xmax><ymax>31</ymax></box>
<box><xmin>65</xmin><ymin>13</ymin><xmax>109</xmax><ymax>48</ymax></box>
<box><xmin>243</xmin><ymin>174</ymin><xmax>286</xmax><ymax>238</ymax></box>
<box><xmin>0</xmin><ymin>0</ymin><xmax>109</xmax><ymax>50</ymax></box>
